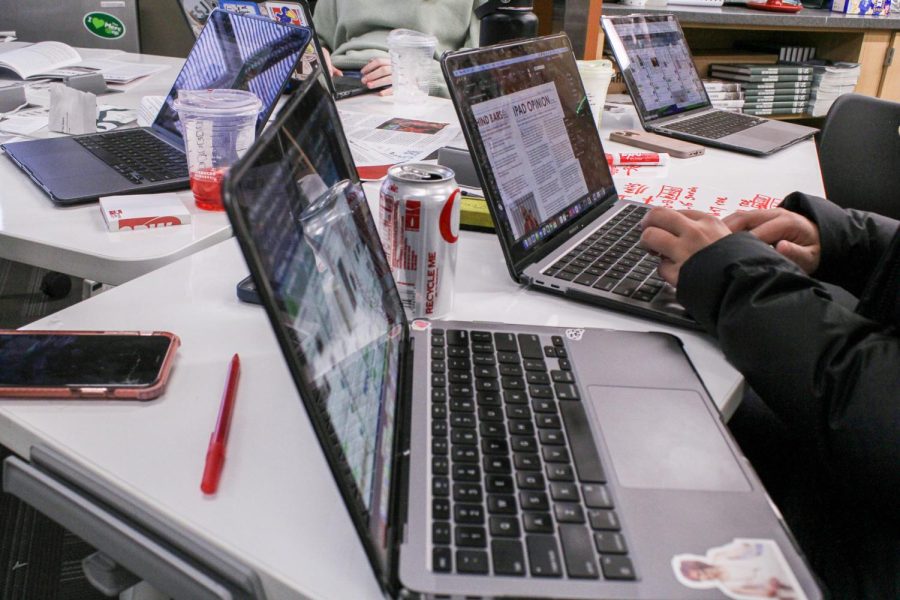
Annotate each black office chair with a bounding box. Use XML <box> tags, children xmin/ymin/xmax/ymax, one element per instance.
<box><xmin>817</xmin><ymin>93</ymin><xmax>900</xmax><ymax>220</ymax></box>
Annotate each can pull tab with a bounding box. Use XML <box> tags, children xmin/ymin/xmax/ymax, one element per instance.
<box><xmin>403</xmin><ymin>166</ymin><xmax>443</xmax><ymax>181</ymax></box>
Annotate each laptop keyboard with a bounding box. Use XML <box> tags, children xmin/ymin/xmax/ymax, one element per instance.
<box><xmin>429</xmin><ymin>328</ymin><xmax>636</xmax><ymax>581</ymax></box>
<box><xmin>75</xmin><ymin>129</ymin><xmax>188</xmax><ymax>185</ymax></box>
<box><xmin>542</xmin><ymin>204</ymin><xmax>666</xmax><ymax>303</ymax></box>
<box><xmin>663</xmin><ymin>111</ymin><xmax>766</xmax><ymax>140</ymax></box>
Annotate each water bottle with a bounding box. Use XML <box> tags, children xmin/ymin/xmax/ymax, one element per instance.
<box><xmin>476</xmin><ymin>0</ymin><xmax>539</xmax><ymax>46</ymax></box>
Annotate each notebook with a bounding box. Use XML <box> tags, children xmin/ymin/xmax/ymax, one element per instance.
<box><xmin>602</xmin><ymin>14</ymin><xmax>816</xmax><ymax>156</ymax></box>
<box><xmin>222</xmin><ymin>72</ymin><xmax>820</xmax><ymax>599</ymax></box>
<box><xmin>1</xmin><ymin>9</ymin><xmax>310</xmax><ymax>206</ymax></box>
<box><xmin>442</xmin><ymin>33</ymin><xmax>697</xmax><ymax>329</ymax></box>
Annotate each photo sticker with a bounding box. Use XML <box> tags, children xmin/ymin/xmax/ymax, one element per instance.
<box><xmin>410</xmin><ymin>320</ymin><xmax>431</xmax><ymax>331</ymax></box>
<box><xmin>672</xmin><ymin>538</ymin><xmax>808</xmax><ymax>600</ymax></box>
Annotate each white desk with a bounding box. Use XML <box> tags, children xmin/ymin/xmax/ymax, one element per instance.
<box><xmin>0</xmin><ymin>52</ymin><xmax>232</xmax><ymax>286</ymax></box>
<box><xmin>0</xmin><ymin>89</ymin><xmax>825</xmax><ymax>599</ymax></box>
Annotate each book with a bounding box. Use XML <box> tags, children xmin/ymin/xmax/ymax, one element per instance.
<box><xmin>709</xmin><ymin>71</ymin><xmax>814</xmax><ymax>83</ymax></box>
<box><xmin>711</xmin><ymin>98</ymin><xmax>746</xmax><ymax>108</ymax></box>
<box><xmin>742</xmin><ymin>90</ymin><xmax>810</xmax><ymax>100</ymax></box>
<box><xmin>708</xmin><ymin>63</ymin><xmax>814</xmax><ymax>76</ymax></box>
<box><xmin>743</xmin><ymin>106</ymin><xmax>807</xmax><ymax>116</ymax></box>
<box><xmin>702</xmin><ymin>79</ymin><xmax>743</xmax><ymax>92</ymax></box>
<box><xmin>740</xmin><ymin>81</ymin><xmax>813</xmax><ymax>91</ymax></box>
<box><xmin>706</xmin><ymin>91</ymin><xmax>744</xmax><ymax>100</ymax></box>
<box><xmin>691</xmin><ymin>49</ymin><xmax>778</xmax><ymax>79</ymax></box>
<box><xmin>0</xmin><ymin>41</ymin><xmax>82</xmax><ymax>79</ymax></box>
<box><xmin>733</xmin><ymin>41</ymin><xmax>817</xmax><ymax>64</ymax></box>
<box><xmin>743</xmin><ymin>100</ymin><xmax>808</xmax><ymax>110</ymax></box>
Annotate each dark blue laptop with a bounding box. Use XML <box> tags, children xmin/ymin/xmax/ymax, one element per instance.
<box><xmin>2</xmin><ymin>9</ymin><xmax>310</xmax><ymax>205</ymax></box>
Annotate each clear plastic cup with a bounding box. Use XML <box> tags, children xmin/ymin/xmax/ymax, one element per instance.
<box><xmin>576</xmin><ymin>59</ymin><xmax>614</xmax><ymax>129</ymax></box>
<box><xmin>387</xmin><ymin>29</ymin><xmax>437</xmax><ymax>103</ymax></box>
<box><xmin>173</xmin><ymin>89</ymin><xmax>261</xmax><ymax>211</ymax></box>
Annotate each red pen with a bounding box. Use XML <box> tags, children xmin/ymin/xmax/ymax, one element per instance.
<box><xmin>201</xmin><ymin>353</ymin><xmax>241</xmax><ymax>495</ymax></box>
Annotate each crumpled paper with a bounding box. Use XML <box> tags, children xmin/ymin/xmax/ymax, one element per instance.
<box><xmin>48</xmin><ymin>83</ymin><xmax>97</xmax><ymax>135</ymax></box>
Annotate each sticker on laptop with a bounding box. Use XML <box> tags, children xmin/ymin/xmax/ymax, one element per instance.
<box><xmin>565</xmin><ymin>328</ymin><xmax>584</xmax><ymax>341</ymax></box>
<box><xmin>410</xmin><ymin>320</ymin><xmax>431</xmax><ymax>331</ymax></box>
<box><xmin>672</xmin><ymin>538</ymin><xmax>808</xmax><ymax>600</ymax></box>
<box><xmin>83</xmin><ymin>12</ymin><xmax>126</xmax><ymax>39</ymax></box>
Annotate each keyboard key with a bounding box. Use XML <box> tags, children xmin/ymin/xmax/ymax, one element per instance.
<box><xmin>451</xmin><ymin>430</ymin><xmax>476</xmax><ymax>445</ymax></box>
<box><xmin>432</xmin><ymin>438</ymin><xmax>448</xmax><ymax>455</ymax></box>
<box><xmin>509</xmin><ymin>421</ymin><xmax>535</xmax><ymax>436</ymax></box>
<box><xmin>511</xmin><ymin>436</ymin><xmax>537</xmax><ymax>453</ymax></box>
<box><xmin>513</xmin><ymin>453</ymin><xmax>541</xmax><ymax>471</ymax></box>
<box><xmin>452</xmin><ymin>464</ymin><xmax>480</xmax><ymax>481</ymax></box>
<box><xmin>526</xmin><ymin>535</ymin><xmax>563</xmax><ymax>577</ymax></box>
<box><xmin>519</xmin><ymin>490</ymin><xmax>549</xmax><ymax>511</ymax></box>
<box><xmin>457</xmin><ymin>549</ymin><xmax>489</xmax><ymax>574</ymax></box>
<box><xmin>594</xmin><ymin>532</ymin><xmax>628</xmax><ymax>554</ymax></box>
<box><xmin>478</xmin><ymin>406</ymin><xmax>503</xmax><ymax>421</ymax></box>
<box><xmin>516</xmin><ymin>472</ymin><xmax>545</xmax><ymax>490</ymax></box>
<box><xmin>483</xmin><ymin>456</ymin><xmax>511</xmax><ymax>474</ymax></box>
<box><xmin>499</xmin><ymin>363</ymin><xmax>523</xmax><ymax>377</ymax></box>
<box><xmin>451</xmin><ymin>413</ymin><xmax>476</xmax><ymax>428</ymax></box>
<box><xmin>516</xmin><ymin>334</ymin><xmax>544</xmax><ymax>359</ymax></box>
<box><xmin>480</xmin><ymin>422</ymin><xmax>506</xmax><ymax>438</ymax></box>
<box><xmin>546</xmin><ymin>464</ymin><xmax>575</xmax><ymax>482</ymax></box>
<box><xmin>582</xmin><ymin>484</ymin><xmax>613</xmax><ymax>509</ymax></box>
<box><xmin>486</xmin><ymin>474</ymin><xmax>515</xmax><ymax>494</ymax></box>
<box><xmin>549</xmin><ymin>481</ymin><xmax>579</xmax><ymax>502</ymax></box>
<box><xmin>559</xmin><ymin>402</ymin><xmax>607</xmax><ymax>483</ymax></box>
<box><xmin>539</xmin><ymin>429</ymin><xmax>565</xmax><ymax>446</ymax></box>
<box><xmin>574</xmin><ymin>272</ymin><xmax>599</xmax><ymax>286</ymax></box>
<box><xmin>593</xmin><ymin>276</ymin><xmax>619</xmax><ymax>291</ymax></box>
<box><xmin>501</xmin><ymin>377</ymin><xmax>525</xmax><ymax>390</ymax></box>
<box><xmin>612</xmin><ymin>278</ymin><xmax>642</xmax><ymax>297</ymax></box>
<box><xmin>523</xmin><ymin>359</ymin><xmax>547</xmax><ymax>371</ymax></box>
<box><xmin>550</xmin><ymin>370</ymin><xmax>574</xmax><ymax>383</ymax></box>
<box><xmin>433</xmin><ymin>477</ymin><xmax>449</xmax><ymax>497</ymax></box>
<box><xmin>446</xmin><ymin>329</ymin><xmax>468</xmax><ymax>346</ymax></box>
<box><xmin>505</xmin><ymin>404</ymin><xmax>531</xmax><ymax>420</ymax></box>
<box><xmin>526</xmin><ymin>371</ymin><xmax>550</xmax><ymax>385</ymax></box>
<box><xmin>588</xmin><ymin>509</ymin><xmax>621</xmax><ymax>531</ymax></box>
<box><xmin>542</xmin><ymin>446</ymin><xmax>570</xmax><ymax>463</ymax></box>
<box><xmin>471</xmin><ymin>331</ymin><xmax>491</xmax><ymax>342</ymax></box>
<box><xmin>503</xmin><ymin>390</ymin><xmax>527</xmax><ymax>404</ymax></box>
<box><xmin>433</xmin><ymin>547</ymin><xmax>451</xmax><ymax>573</ymax></box>
<box><xmin>536</xmin><ymin>414</ymin><xmax>562</xmax><ymax>429</ymax></box>
<box><xmin>492</xmin><ymin>539</ymin><xmax>527</xmax><ymax>576</ymax></box>
<box><xmin>554</xmin><ymin>383</ymin><xmax>579</xmax><ymax>400</ymax></box>
<box><xmin>432</xmin><ymin>456</ymin><xmax>448</xmax><ymax>475</ymax></box>
<box><xmin>493</xmin><ymin>332</ymin><xmax>518</xmax><ymax>352</ymax></box>
<box><xmin>433</xmin><ymin>521</ymin><xmax>451</xmax><ymax>544</ymax></box>
<box><xmin>600</xmin><ymin>555</ymin><xmax>636</xmax><ymax>580</ymax></box>
<box><xmin>455</xmin><ymin>526</ymin><xmax>487</xmax><ymax>548</ymax></box>
<box><xmin>453</xmin><ymin>483</ymin><xmax>482</xmax><ymax>503</ymax></box>
<box><xmin>498</xmin><ymin>353</ymin><xmax>520</xmax><ymax>365</ymax></box>
<box><xmin>433</xmin><ymin>498</ymin><xmax>450</xmax><ymax>520</ymax></box>
<box><xmin>490</xmin><ymin>515</ymin><xmax>521</xmax><ymax>538</ymax></box>
<box><xmin>532</xmin><ymin>399</ymin><xmax>557</xmax><ymax>414</ymax></box>
<box><xmin>529</xmin><ymin>385</ymin><xmax>553</xmax><ymax>399</ymax></box>
<box><xmin>558</xmin><ymin>524</ymin><xmax>600</xmax><ymax>579</ymax></box>
<box><xmin>522</xmin><ymin>512</ymin><xmax>554</xmax><ymax>533</ymax></box>
<box><xmin>487</xmin><ymin>494</ymin><xmax>517</xmax><ymax>514</ymax></box>
<box><xmin>452</xmin><ymin>446</ymin><xmax>478</xmax><ymax>462</ymax></box>
<box><xmin>482</xmin><ymin>438</ymin><xmax>508</xmax><ymax>455</ymax></box>
<box><xmin>554</xmin><ymin>503</ymin><xmax>585</xmax><ymax>523</ymax></box>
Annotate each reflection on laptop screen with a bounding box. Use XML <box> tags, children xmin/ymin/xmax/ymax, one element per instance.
<box><xmin>446</xmin><ymin>36</ymin><xmax>615</xmax><ymax>254</ymax></box>
<box><xmin>604</xmin><ymin>15</ymin><xmax>709</xmax><ymax>121</ymax></box>
<box><xmin>153</xmin><ymin>9</ymin><xmax>310</xmax><ymax>143</ymax></box>
<box><xmin>226</xmin><ymin>80</ymin><xmax>405</xmax><ymax>555</ymax></box>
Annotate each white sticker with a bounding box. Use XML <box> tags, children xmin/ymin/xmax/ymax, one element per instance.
<box><xmin>565</xmin><ymin>328</ymin><xmax>584</xmax><ymax>341</ymax></box>
<box><xmin>410</xmin><ymin>320</ymin><xmax>431</xmax><ymax>331</ymax></box>
<box><xmin>672</xmin><ymin>538</ymin><xmax>808</xmax><ymax>600</ymax></box>
<box><xmin>101</xmin><ymin>1</ymin><xmax>127</xmax><ymax>7</ymax></box>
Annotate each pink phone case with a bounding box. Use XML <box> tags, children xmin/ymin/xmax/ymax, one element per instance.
<box><xmin>0</xmin><ymin>330</ymin><xmax>180</xmax><ymax>401</ymax></box>
<box><xmin>609</xmin><ymin>130</ymin><xmax>705</xmax><ymax>158</ymax></box>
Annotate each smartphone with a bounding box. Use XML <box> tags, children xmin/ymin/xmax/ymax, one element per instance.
<box><xmin>609</xmin><ymin>130</ymin><xmax>705</xmax><ymax>158</ymax></box>
<box><xmin>0</xmin><ymin>331</ymin><xmax>180</xmax><ymax>401</ymax></box>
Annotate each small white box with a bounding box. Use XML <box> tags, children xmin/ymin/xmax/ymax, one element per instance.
<box><xmin>100</xmin><ymin>193</ymin><xmax>191</xmax><ymax>232</ymax></box>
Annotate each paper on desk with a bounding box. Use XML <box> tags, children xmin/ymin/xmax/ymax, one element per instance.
<box><xmin>611</xmin><ymin>169</ymin><xmax>782</xmax><ymax>218</ymax></box>
<box><xmin>339</xmin><ymin>108</ymin><xmax>461</xmax><ymax>179</ymax></box>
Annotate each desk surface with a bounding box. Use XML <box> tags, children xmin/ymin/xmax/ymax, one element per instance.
<box><xmin>0</xmin><ymin>83</ymin><xmax>825</xmax><ymax>599</ymax></box>
<box><xmin>0</xmin><ymin>51</ymin><xmax>231</xmax><ymax>285</ymax></box>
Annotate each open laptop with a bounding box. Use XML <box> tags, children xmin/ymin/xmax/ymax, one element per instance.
<box><xmin>602</xmin><ymin>14</ymin><xmax>817</xmax><ymax>156</ymax></box>
<box><xmin>222</xmin><ymin>73</ymin><xmax>821</xmax><ymax>599</ymax></box>
<box><xmin>442</xmin><ymin>33</ymin><xmax>697</xmax><ymax>329</ymax></box>
<box><xmin>1</xmin><ymin>10</ymin><xmax>310</xmax><ymax>205</ymax></box>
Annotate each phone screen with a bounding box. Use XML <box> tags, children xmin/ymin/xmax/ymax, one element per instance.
<box><xmin>0</xmin><ymin>334</ymin><xmax>173</xmax><ymax>388</ymax></box>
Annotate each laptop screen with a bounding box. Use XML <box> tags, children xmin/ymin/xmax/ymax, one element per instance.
<box><xmin>602</xmin><ymin>14</ymin><xmax>710</xmax><ymax>123</ymax></box>
<box><xmin>224</xmin><ymin>77</ymin><xmax>406</xmax><ymax>578</ymax></box>
<box><xmin>443</xmin><ymin>34</ymin><xmax>616</xmax><ymax>267</ymax></box>
<box><xmin>152</xmin><ymin>9</ymin><xmax>311</xmax><ymax>145</ymax></box>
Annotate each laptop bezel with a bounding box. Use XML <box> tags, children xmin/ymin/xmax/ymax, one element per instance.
<box><xmin>441</xmin><ymin>33</ymin><xmax>622</xmax><ymax>283</ymax></box>
<box><xmin>221</xmin><ymin>73</ymin><xmax>410</xmax><ymax>597</ymax></box>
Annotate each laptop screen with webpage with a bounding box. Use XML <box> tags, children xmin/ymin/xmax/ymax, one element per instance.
<box><xmin>152</xmin><ymin>9</ymin><xmax>311</xmax><ymax>144</ymax></box>
<box><xmin>223</xmin><ymin>78</ymin><xmax>406</xmax><ymax>579</ymax></box>
<box><xmin>443</xmin><ymin>34</ymin><xmax>617</xmax><ymax>270</ymax></box>
<box><xmin>603</xmin><ymin>15</ymin><xmax>711</xmax><ymax>123</ymax></box>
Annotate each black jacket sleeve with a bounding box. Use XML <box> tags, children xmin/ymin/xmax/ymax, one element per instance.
<box><xmin>677</xmin><ymin>229</ymin><xmax>900</xmax><ymax>529</ymax></box>
<box><xmin>781</xmin><ymin>191</ymin><xmax>899</xmax><ymax>297</ymax></box>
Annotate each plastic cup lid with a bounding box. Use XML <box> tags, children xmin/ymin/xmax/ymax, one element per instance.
<box><xmin>173</xmin><ymin>89</ymin><xmax>262</xmax><ymax>117</ymax></box>
<box><xmin>576</xmin><ymin>59</ymin><xmax>614</xmax><ymax>73</ymax></box>
<box><xmin>387</xmin><ymin>28</ymin><xmax>438</xmax><ymax>48</ymax></box>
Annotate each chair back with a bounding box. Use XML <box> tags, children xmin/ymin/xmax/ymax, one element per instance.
<box><xmin>817</xmin><ymin>94</ymin><xmax>900</xmax><ymax>219</ymax></box>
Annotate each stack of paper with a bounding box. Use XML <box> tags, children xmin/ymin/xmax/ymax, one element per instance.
<box><xmin>805</xmin><ymin>62</ymin><xmax>862</xmax><ymax>117</ymax></box>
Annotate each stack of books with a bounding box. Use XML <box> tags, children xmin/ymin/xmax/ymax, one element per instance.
<box><xmin>733</xmin><ymin>41</ymin><xmax>817</xmax><ymax>64</ymax></box>
<box><xmin>702</xmin><ymin>79</ymin><xmax>744</xmax><ymax>112</ymax></box>
<box><xmin>805</xmin><ymin>61</ymin><xmax>862</xmax><ymax>117</ymax></box>
<box><xmin>708</xmin><ymin>64</ymin><xmax>814</xmax><ymax>116</ymax></box>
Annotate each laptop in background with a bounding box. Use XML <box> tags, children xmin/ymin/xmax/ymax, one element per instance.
<box><xmin>602</xmin><ymin>14</ymin><xmax>816</xmax><ymax>156</ymax></box>
<box><xmin>9</xmin><ymin>0</ymin><xmax>141</xmax><ymax>52</ymax></box>
<box><xmin>2</xmin><ymin>10</ymin><xmax>310</xmax><ymax>205</ymax></box>
<box><xmin>222</xmin><ymin>72</ymin><xmax>821</xmax><ymax>599</ymax></box>
<box><xmin>443</xmin><ymin>33</ymin><xmax>697</xmax><ymax>329</ymax></box>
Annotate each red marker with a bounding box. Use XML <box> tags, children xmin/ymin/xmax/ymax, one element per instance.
<box><xmin>201</xmin><ymin>354</ymin><xmax>241</xmax><ymax>495</ymax></box>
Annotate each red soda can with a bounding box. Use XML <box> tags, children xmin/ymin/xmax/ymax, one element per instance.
<box><xmin>379</xmin><ymin>163</ymin><xmax>460</xmax><ymax>319</ymax></box>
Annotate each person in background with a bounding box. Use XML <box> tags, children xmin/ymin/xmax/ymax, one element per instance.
<box><xmin>639</xmin><ymin>191</ymin><xmax>900</xmax><ymax>599</ymax></box>
<box><xmin>312</xmin><ymin>0</ymin><xmax>481</xmax><ymax>97</ymax></box>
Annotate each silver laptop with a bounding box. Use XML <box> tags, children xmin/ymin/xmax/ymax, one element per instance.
<box><xmin>602</xmin><ymin>14</ymin><xmax>817</xmax><ymax>156</ymax></box>
<box><xmin>9</xmin><ymin>0</ymin><xmax>140</xmax><ymax>52</ymax></box>
<box><xmin>223</xmin><ymin>74</ymin><xmax>821</xmax><ymax>599</ymax></box>
<box><xmin>2</xmin><ymin>10</ymin><xmax>310</xmax><ymax>206</ymax></box>
<box><xmin>443</xmin><ymin>33</ymin><xmax>697</xmax><ymax>329</ymax></box>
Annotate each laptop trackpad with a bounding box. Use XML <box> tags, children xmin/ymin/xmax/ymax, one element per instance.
<box><xmin>588</xmin><ymin>386</ymin><xmax>750</xmax><ymax>492</ymax></box>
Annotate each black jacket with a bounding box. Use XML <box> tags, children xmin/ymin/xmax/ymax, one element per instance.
<box><xmin>677</xmin><ymin>191</ymin><xmax>900</xmax><ymax>532</ymax></box>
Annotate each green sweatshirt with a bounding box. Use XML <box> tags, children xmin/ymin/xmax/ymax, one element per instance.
<box><xmin>312</xmin><ymin>0</ymin><xmax>482</xmax><ymax>97</ymax></box>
